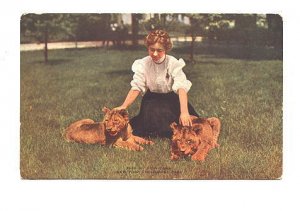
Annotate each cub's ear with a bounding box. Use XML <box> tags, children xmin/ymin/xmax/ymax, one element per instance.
<box><xmin>170</xmin><ymin>122</ymin><xmax>178</xmax><ymax>131</ymax></box>
<box><xmin>207</xmin><ymin>117</ymin><xmax>221</xmax><ymax>131</ymax></box>
<box><xmin>193</xmin><ymin>124</ymin><xmax>202</xmax><ymax>135</ymax></box>
<box><xmin>207</xmin><ymin>117</ymin><xmax>221</xmax><ymax>140</ymax></box>
<box><xmin>119</xmin><ymin>109</ymin><xmax>129</xmax><ymax>119</ymax></box>
<box><xmin>102</xmin><ymin>107</ymin><xmax>111</xmax><ymax>113</ymax></box>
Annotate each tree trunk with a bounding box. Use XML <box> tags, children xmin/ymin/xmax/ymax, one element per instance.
<box><xmin>44</xmin><ymin>26</ymin><xmax>48</xmax><ymax>63</ymax></box>
<box><xmin>131</xmin><ymin>14</ymin><xmax>139</xmax><ymax>47</ymax></box>
<box><xmin>161</xmin><ymin>14</ymin><xmax>166</xmax><ymax>28</ymax></box>
<box><xmin>75</xmin><ymin>36</ymin><xmax>78</xmax><ymax>49</ymax></box>
<box><xmin>190</xmin><ymin>33</ymin><xmax>196</xmax><ymax>62</ymax></box>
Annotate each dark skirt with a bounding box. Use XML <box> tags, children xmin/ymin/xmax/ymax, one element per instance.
<box><xmin>130</xmin><ymin>90</ymin><xmax>199</xmax><ymax>138</ymax></box>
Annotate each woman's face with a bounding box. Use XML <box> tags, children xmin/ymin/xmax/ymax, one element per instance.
<box><xmin>148</xmin><ymin>42</ymin><xmax>166</xmax><ymax>62</ymax></box>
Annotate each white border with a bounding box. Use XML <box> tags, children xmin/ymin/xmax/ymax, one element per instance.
<box><xmin>1</xmin><ymin>0</ymin><xmax>300</xmax><ymax>211</ymax></box>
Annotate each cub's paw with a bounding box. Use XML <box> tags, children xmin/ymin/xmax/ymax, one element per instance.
<box><xmin>171</xmin><ymin>153</ymin><xmax>180</xmax><ymax>161</ymax></box>
<box><xmin>191</xmin><ymin>154</ymin><xmax>205</xmax><ymax>161</ymax></box>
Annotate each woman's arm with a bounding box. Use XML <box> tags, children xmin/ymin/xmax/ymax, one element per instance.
<box><xmin>114</xmin><ymin>89</ymin><xmax>140</xmax><ymax>110</ymax></box>
<box><xmin>178</xmin><ymin>88</ymin><xmax>192</xmax><ymax>126</ymax></box>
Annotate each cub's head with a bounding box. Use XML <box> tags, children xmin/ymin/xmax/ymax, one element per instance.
<box><xmin>102</xmin><ymin>107</ymin><xmax>129</xmax><ymax>137</ymax></box>
<box><xmin>170</xmin><ymin>122</ymin><xmax>203</xmax><ymax>156</ymax></box>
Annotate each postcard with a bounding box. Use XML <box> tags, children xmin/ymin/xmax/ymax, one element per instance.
<box><xmin>20</xmin><ymin>13</ymin><xmax>282</xmax><ymax>179</ymax></box>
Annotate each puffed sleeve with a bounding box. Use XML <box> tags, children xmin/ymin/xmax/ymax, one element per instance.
<box><xmin>130</xmin><ymin>59</ymin><xmax>147</xmax><ymax>94</ymax></box>
<box><xmin>170</xmin><ymin>58</ymin><xmax>192</xmax><ymax>93</ymax></box>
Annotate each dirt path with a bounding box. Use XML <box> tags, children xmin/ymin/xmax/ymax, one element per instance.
<box><xmin>20</xmin><ymin>40</ymin><xmax>146</xmax><ymax>51</ymax></box>
<box><xmin>20</xmin><ymin>41</ymin><xmax>108</xmax><ymax>51</ymax></box>
<box><xmin>20</xmin><ymin>37</ymin><xmax>199</xmax><ymax>51</ymax></box>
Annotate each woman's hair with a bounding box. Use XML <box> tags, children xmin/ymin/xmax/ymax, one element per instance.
<box><xmin>144</xmin><ymin>29</ymin><xmax>173</xmax><ymax>51</ymax></box>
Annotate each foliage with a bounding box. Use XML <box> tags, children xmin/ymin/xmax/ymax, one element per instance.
<box><xmin>74</xmin><ymin>14</ymin><xmax>111</xmax><ymax>41</ymax></box>
<box><xmin>140</xmin><ymin>14</ymin><xmax>190</xmax><ymax>36</ymax></box>
<box><xmin>21</xmin><ymin>14</ymin><xmax>68</xmax><ymax>43</ymax></box>
<box><xmin>21</xmin><ymin>14</ymin><xmax>69</xmax><ymax>63</ymax></box>
<box><xmin>21</xmin><ymin>13</ymin><xmax>282</xmax><ymax>50</ymax></box>
<box><xmin>20</xmin><ymin>48</ymin><xmax>282</xmax><ymax>179</ymax></box>
<box><xmin>21</xmin><ymin>14</ymin><xmax>113</xmax><ymax>43</ymax></box>
<box><xmin>131</xmin><ymin>14</ymin><xmax>144</xmax><ymax>46</ymax></box>
<box><xmin>266</xmin><ymin>14</ymin><xmax>283</xmax><ymax>48</ymax></box>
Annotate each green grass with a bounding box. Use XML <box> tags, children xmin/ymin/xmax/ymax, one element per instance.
<box><xmin>20</xmin><ymin>47</ymin><xmax>282</xmax><ymax>179</ymax></box>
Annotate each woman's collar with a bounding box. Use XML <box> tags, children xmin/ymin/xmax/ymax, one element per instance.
<box><xmin>153</xmin><ymin>55</ymin><xmax>166</xmax><ymax>64</ymax></box>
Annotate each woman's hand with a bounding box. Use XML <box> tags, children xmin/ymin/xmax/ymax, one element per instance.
<box><xmin>177</xmin><ymin>89</ymin><xmax>192</xmax><ymax>127</ymax></box>
<box><xmin>179</xmin><ymin>112</ymin><xmax>192</xmax><ymax>127</ymax></box>
<box><xmin>113</xmin><ymin>90</ymin><xmax>140</xmax><ymax>111</ymax></box>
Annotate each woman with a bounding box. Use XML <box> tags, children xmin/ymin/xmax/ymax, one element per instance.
<box><xmin>114</xmin><ymin>29</ymin><xmax>199</xmax><ymax>138</ymax></box>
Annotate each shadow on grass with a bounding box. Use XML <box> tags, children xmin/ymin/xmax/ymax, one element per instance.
<box><xmin>196</xmin><ymin>60</ymin><xmax>223</xmax><ymax>65</ymax></box>
<box><xmin>32</xmin><ymin>59</ymin><xmax>72</xmax><ymax>66</ymax></box>
<box><xmin>104</xmin><ymin>69</ymin><xmax>132</xmax><ymax>76</ymax></box>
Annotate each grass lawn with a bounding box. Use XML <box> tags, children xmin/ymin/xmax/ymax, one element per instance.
<box><xmin>20</xmin><ymin>46</ymin><xmax>282</xmax><ymax>179</ymax></box>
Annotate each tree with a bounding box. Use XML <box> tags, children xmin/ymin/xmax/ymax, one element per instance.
<box><xmin>131</xmin><ymin>14</ymin><xmax>139</xmax><ymax>47</ymax></box>
<box><xmin>131</xmin><ymin>14</ymin><xmax>143</xmax><ymax>47</ymax></box>
<box><xmin>266</xmin><ymin>14</ymin><xmax>283</xmax><ymax>49</ymax></box>
<box><xmin>21</xmin><ymin>14</ymin><xmax>67</xmax><ymax>63</ymax></box>
<box><xmin>60</xmin><ymin>14</ymin><xmax>80</xmax><ymax>48</ymax></box>
<box><xmin>232</xmin><ymin>14</ymin><xmax>258</xmax><ymax>45</ymax></box>
<box><xmin>184</xmin><ymin>14</ymin><xmax>211</xmax><ymax>62</ymax></box>
<box><xmin>75</xmin><ymin>14</ymin><xmax>111</xmax><ymax>42</ymax></box>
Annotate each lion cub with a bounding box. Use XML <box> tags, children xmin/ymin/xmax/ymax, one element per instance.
<box><xmin>64</xmin><ymin>107</ymin><xmax>154</xmax><ymax>151</ymax></box>
<box><xmin>170</xmin><ymin>116</ymin><xmax>221</xmax><ymax>161</ymax></box>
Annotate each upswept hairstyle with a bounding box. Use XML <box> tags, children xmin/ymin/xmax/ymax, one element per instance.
<box><xmin>144</xmin><ymin>29</ymin><xmax>173</xmax><ymax>51</ymax></box>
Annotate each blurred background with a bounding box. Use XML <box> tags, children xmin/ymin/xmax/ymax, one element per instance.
<box><xmin>20</xmin><ymin>13</ymin><xmax>282</xmax><ymax>62</ymax></box>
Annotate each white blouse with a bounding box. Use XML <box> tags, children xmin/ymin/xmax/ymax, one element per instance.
<box><xmin>130</xmin><ymin>55</ymin><xmax>192</xmax><ymax>94</ymax></box>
